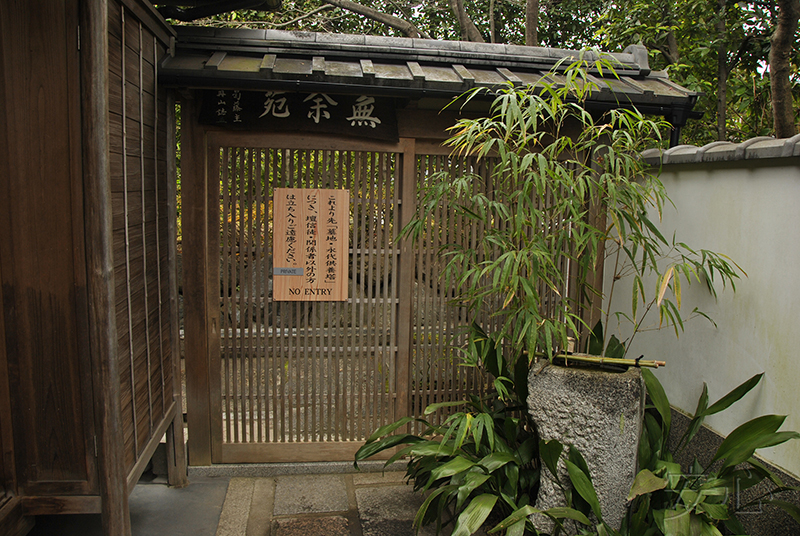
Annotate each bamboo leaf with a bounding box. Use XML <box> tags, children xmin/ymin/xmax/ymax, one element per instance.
<box><xmin>657</xmin><ymin>266</ymin><xmax>674</xmax><ymax>306</ymax></box>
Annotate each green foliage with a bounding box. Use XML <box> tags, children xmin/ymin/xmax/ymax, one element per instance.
<box><xmin>626</xmin><ymin>370</ymin><xmax>800</xmax><ymax>535</ymax></box>
<box><xmin>355</xmin><ymin>323</ymin><xmax>542</xmax><ymax>535</ymax></box>
<box><xmin>491</xmin><ymin>372</ymin><xmax>800</xmax><ymax>536</ymax></box>
<box><xmin>402</xmin><ymin>57</ymin><xmax>743</xmax><ymax>361</ymax></box>
<box><xmin>597</xmin><ymin>0</ymin><xmax>800</xmax><ymax>143</ymax></box>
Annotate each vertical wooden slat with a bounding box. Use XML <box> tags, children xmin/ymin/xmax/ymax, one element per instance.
<box><xmin>120</xmin><ymin>7</ymin><xmax>139</xmax><ymax>456</ymax></box>
<box><xmin>246</xmin><ymin>148</ymin><xmax>255</xmax><ymax>443</ymax></box>
<box><xmin>254</xmin><ymin>149</ymin><xmax>265</xmax><ymax>443</ymax></box>
<box><xmin>345</xmin><ymin>151</ymin><xmax>356</xmax><ymax>441</ymax></box>
<box><xmin>220</xmin><ymin>148</ymin><xmax>231</xmax><ymax>444</ymax></box>
<box><xmin>396</xmin><ymin>139</ymin><xmax>416</xmax><ymax>424</ymax></box>
<box><xmin>207</xmin><ymin>140</ymin><xmax>223</xmax><ymax>459</ymax></box>
<box><xmin>138</xmin><ymin>21</ymin><xmax>154</xmax><ymax>438</ymax></box>
<box><xmin>165</xmin><ymin>92</ymin><xmax>188</xmax><ymax>487</ymax></box>
<box><xmin>154</xmin><ymin>37</ymin><xmax>166</xmax><ymax>420</ymax></box>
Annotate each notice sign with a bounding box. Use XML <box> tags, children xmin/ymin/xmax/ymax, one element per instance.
<box><xmin>273</xmin><ymin>188</ymin><xmax>349</xmax><ymax>301</ymax></box>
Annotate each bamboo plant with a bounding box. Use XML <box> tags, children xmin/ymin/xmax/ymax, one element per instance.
<box><xmin>356</xmin><ymin>57</ymin><xmax>745</xmax><ymax>535</ymax></box>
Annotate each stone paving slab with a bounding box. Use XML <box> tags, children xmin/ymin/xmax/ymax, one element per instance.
<box><xmin>273</xmin><ymin>474</ymin><xmax>350</xmax><ymax>515</ymax></box>
<box><xmin>213</xmin><ymin>470</ymin><xmax>490</xmax><ymax>535</ymax></box>
<box><xmin>274</xmin><ymin>516</ymin><xmax>351</xmax><ymax>536</ymax></box>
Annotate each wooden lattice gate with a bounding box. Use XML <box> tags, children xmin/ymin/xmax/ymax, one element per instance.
<box><xmin>201</xmin><ymin>133</ymin><xmax>418</xmax><ymax>463</ymax></box>
<box><xmin>185</xmin><ymin>124</ymin><xmax>567</xmax><ymax>464</ymax></box>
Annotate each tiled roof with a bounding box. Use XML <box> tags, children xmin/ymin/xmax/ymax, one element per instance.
<box><xmin>161</xmin><ymin>27</ymin><xmax>699</xmax><ymax>124</ymax></box>
<box><xmin>642</xmin><ymin>134</ymin><xmax>800</xmax><ymax>165</ymax></box>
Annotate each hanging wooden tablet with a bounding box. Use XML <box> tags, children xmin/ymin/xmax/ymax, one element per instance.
<box><xmin>272</xmin><ymin>188</ymin><xmax>349</xmax><ymax>301</ymax></box>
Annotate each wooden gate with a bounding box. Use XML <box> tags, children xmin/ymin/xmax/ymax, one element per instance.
<box><xmin>204</xmin><ymin>133</ymin><xmax>415</xmax><ymax>462</ymax></box>
<box><xmin>181</xmin><ymin>125</ymin><xmax>582</xmax><ymax>464</ymax></box>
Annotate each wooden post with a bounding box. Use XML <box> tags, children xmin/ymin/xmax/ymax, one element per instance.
<box><xmin>395</xmin><ymin>138</ymin><xmax>417</xmax><ymax>421</ymax></box>
<box><xmin>182</xmin><ymin>94</ymin><xmax>214</xmax><ymax>465</ymax></box>
<box><xmin>80</xmin><ymin>0</ymin><xmax>131</xmax><ymax>533</ymax></box>
<box><xmin>166</xmin><ymin>91</ymin><xmax>189</xmax><ymax>486</ymax></box>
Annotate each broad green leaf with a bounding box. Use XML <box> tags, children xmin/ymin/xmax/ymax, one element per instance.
<box><xmin>696</xmin><ymin>501</ymin><xmax>728</xmax><ymax>520</ymax></box>
<box><xmin>354</xmin><ymin>433</ymin><xmax>424</xmax><ymax>464</ymax></box>
<box><xmin>540</xmin><ymin>439</ymin><xmax>563</xmax><ymax>478</ymax></box>
<box><xmin>504</xmin><ymin>519</ymin><xmax>526</xmax><ymax>536</ymax></box>
<box><xmin>424</xmin><ymin>400</ymin><xmax>467</xmax><ymax>415</ymax></box>
<box><xmin>429</xmin><ymin>456</ymin><xmax>477</xmax><ymax>482</ymax></box>
<box><xmin>642</xmin><ymin>369</ymin><xmax>671</xmax><ymax>434</ymax></box>
<box><xmin>722</xmin><ymin>515</ymin><xmax>747</xmax><ymax>534</ymax></box>
<box><xmin>655</xmin><ymin>460</ymin><xmax>683</xmax><ymax>489</ymax></box>
<box><xmin>705</xmin><ymin>373</ymin><xmax>763</xmax><ymax>415</ymax></box>
<box><xmin>489</xmin><ymin>505</ymin><xmax>541</xmax><ymax>532</ymax></box>
<box><xmin>627</xmin><ymin>469</ymin><xmax>668</xmax><ymax>501</ymax></box>
<box><xmin>410</xmin><ymin>441</ymin><xmax>456</xmax><ymax>457</ymax></box>
<box><xmin>763</xmin><ymin>499</ymin><xmax>800</xmax><ymax>525</ymax></box>
<box><xmin>565</xmin><ymin>460</ymin><xmax>602</xmax><ymax>521</ymax></box>
<box><xmin>654</xmin><ymin>506</ymin><xmax>691</xmax><ymax>536</ymax></box>
<box><xmin>452</xmin><ymin>494</ymin><xmax>498</xmax><ymax>536</ymax></box>
<box><xmin>414</xmin><ymin>485</ymin><xmax>457</xmax><ymax>532</ymax></box>
<box><xmin>605</xmin><ymin>335</ymin><xmax>625</xmax><ymax>358</ymax></box>
<box><xmin>587</xmin><ymin>319</ymin><xmax>604</xmax><ymax>355</ymax></box>
<box><xmin>457</xmin><ymin>472</ymin><xmax>491</xmax><ymax>510</ymax></box>
<box><xmin>679</xmin><ymin>383</ymin><xmax>709</xmax><ymax>452</ymax></box>
<box><xmin>545</xmin><ymin>507</ymin><xmax>592</xmax><ymax>525</ymax></box>
<box><xmin>479</xmin><ymin>452</ymin><xmax>517</xmax><ymax>473</ymax></box>
<box><xmin>568</xmin><ymin>446</ymin><xmax>592</xmax><ymax>481</ymax></box>
<box><xmin>364</xmin><ymin>416</ymin><xmax>417</xmax><ymax>443</ymax></box>
<box><xmin>712</xmin><ymin>414</ymin><xmax>787</xmax><ymax>466</ymax></box>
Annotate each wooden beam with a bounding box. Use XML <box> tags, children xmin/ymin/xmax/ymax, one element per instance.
<box><xmin>395</xmin><ymin>138</ymin><xmax>417</xmax><ymax>423</ymax></box>
<box><xmin>22</xmin><ymin>496</ymin><xmax>102</xmax><ymax>516</ymax></box>
<box><xmin>81</xmin><ymin>0</ymin><xmax>131</xmax><ymax>534</ymax></box>
<box><xmin>182</xmin><ymin>94</ymin><xmax>214</xmax><ymax>466</ymax></box>
<box><xmin>126</xmin><ymin>403</ymin><xmax>179</xmax><ymax>493</ymax></box>
<box><xmin>218</xmin><ymin>442</ymin><xmax>396</xmax><ymax>464</ymax></box>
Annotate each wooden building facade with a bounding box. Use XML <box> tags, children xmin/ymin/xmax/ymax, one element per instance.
<box><xmin>0</xmin><ymin>1</ymin><xmax>186</xmax><ymax>534</ymax></box>
<box><xmin>162</xmin><ymin>28</ymin><xmax>701</xmax><ymax>466</ymax></box>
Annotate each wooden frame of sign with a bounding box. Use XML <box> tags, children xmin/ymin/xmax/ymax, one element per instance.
<box><xmin>273</xmin><ymin>188</ymin><xmax>349</xmax><ymax>301</ymax></box>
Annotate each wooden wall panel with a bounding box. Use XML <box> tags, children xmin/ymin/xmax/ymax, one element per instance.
<box><xmin>109</xmin><ymin>0</ymin><xmax>175</xmax><ymax>478</ymax></box>
<box><xmin>0</xmin><ymin>0</ymin><xmax>95</xmax><ymax>496</ymax></box>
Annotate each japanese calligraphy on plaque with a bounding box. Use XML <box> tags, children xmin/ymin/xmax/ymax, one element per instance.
<box><xmin>273</xmin><ymin>188</ymin><xmax>349</xmax><ymax>301</ymax></box>
<box><xmin>199</xmin><ymin>90</ymin><xmax>399</xmax><ymax>142</ymax></box>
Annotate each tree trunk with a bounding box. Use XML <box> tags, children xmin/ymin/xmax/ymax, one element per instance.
<box><xmin>716</xmin><ymin>0</ymin><xmax>728</xmax><ymax>141</ymax></box>
<box><xmin>448</xmin><ymin>0</ymin><xmax>485</xmax><ymax>42</ymax></box>
<box><xmin>770</xmin><ymin>0</ymin><xmax>800</xmax><ymax>138</ymax></box>
<box><xmin>525</xmin><ymin>0</ymin><xmax>539</xmax><ymax>46</ymax></box>
<box><xmin>323</xmin><ymin>0</ymin><xmax>429</xmax><ymax>38</ymax></box>
<box><xmin>490</xmin><ymin>0</ymin><xmax>495</xmax><ymax>43</ymax></box>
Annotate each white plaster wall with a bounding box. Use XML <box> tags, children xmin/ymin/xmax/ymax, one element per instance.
<box><xmin>604</xmin><ymin>159</ymin><xmax>800</xmax><ymax>478</ymax></box>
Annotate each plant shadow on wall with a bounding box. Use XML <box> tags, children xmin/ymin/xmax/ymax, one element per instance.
<box><xmin>353</xmin><ymin>54</ymin><xmax>795</xmax><ymax>535</ymax></box>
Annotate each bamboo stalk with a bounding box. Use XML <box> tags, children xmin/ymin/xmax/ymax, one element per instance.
<box><xmin>532</xmin><ymin>352</ymin><xmax>666</xmax><ymax>369</ymax></box>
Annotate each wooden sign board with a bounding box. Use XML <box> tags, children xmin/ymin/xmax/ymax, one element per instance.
<box><xmin>273</xmin><ymin>188</ymin><xmax>349</xmax><ymax>301</ymax></box>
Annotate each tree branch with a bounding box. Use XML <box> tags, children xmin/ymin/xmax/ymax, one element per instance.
<box><xmin>448</xmin><ymin>0</ymin><xmax>485</xmax><ymax>42</ymax></box>
<box><xmin>323</xmin><ymin>0</ymin><xmax>430</xmax><ymax>38</ymax></box>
